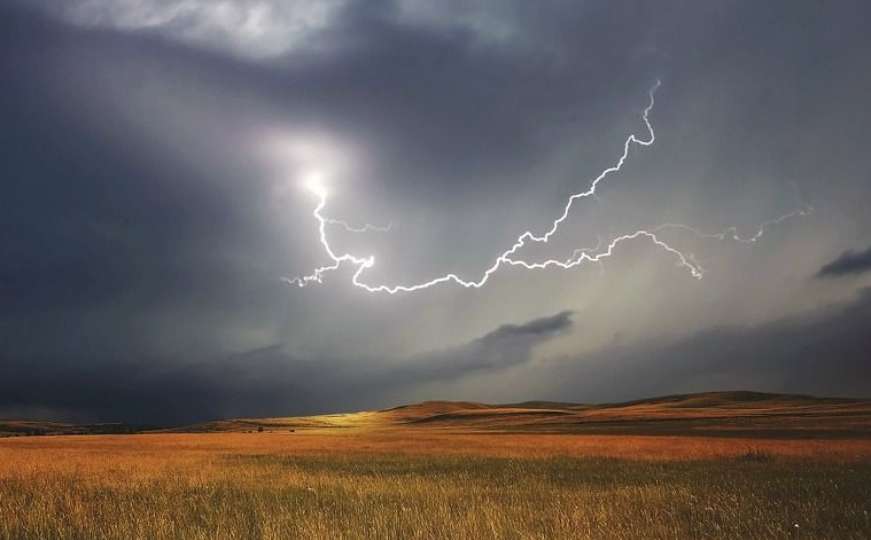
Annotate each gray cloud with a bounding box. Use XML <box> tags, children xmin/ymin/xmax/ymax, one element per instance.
<box><xmin>27</xmin><ymin>0</ymin><xmax>349</xmax><ymax>59</ymax></box>
<box><xmin>0</xmin><ymin>312</ymin><xmax>573</xmax><ymax>424</ymax></box>
<box><xmin>817</xmin><ymin>245</ymin><xmax>871</xmax><ymax>279</ymax></box>
<box><xmin>27</xmin><ymin>0</ymin><xmax>602</xmax><ymax>60</ymax></box>
<box><xmin>543</xmin><ymin>288</ymin><xmax>871</xmax><ymax>403</ymax></box>
<box><xmin>485</xmin><ymin>310</ymin><xmax>574</xmax><ymax>341</ymax></box>
<box><xmin>407</xmin><ymin>310</ymin><xmax>574</xmax><ymax>381</ymax></box>
<box><xmin>2</xmin><ymin>1</ymin><xmax>871</xmax><ymax>423</ymax></box>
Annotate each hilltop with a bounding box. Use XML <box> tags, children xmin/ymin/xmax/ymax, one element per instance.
<box><xmin>0</xmin><ymin>420</ymin><xmax>143</xmax><ymax>437</ymax></box>
<box><xmin>4</xmin><ymin>391</ymin><xmax>868</xmax><ymax>438</ymax></box>
<box><xmin>169</xmin><ymin>391</ymin><xmax>871</xmax><ymax>438</ymax></box>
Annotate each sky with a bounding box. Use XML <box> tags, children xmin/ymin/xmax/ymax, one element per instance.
<box><xmin>2</xmin><ymin>0</ymin><xmax>870</xmax><ymax>424</ymax></box>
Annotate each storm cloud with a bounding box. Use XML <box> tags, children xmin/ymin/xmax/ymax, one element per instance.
<box><xmin>407</xmin><ymin>310</ymin><xmax>575</xmax><ymax>381</ymax></box>
<box><xmin>6</xmin><ymin>289</ymin><xmax>870</xmax><ymax>425</ymax></box>
<box><xmin>0</xmin><ymin>312</ymin><xmax>573</xmax><ymax>424</ymax></box>
<box><xmin>2</xmin><ymin>1</ymin><xmax>871</xmax><ymax>423</ymax></box>
<box><xmin>546</xmin><ymin>288</ymin><xmax>871</xmax><ymax>402</ymax></box>
<box><xmin>817</xmin><ymin>245</ymin><xmax>871</xmax><ymax>279</ymax></box>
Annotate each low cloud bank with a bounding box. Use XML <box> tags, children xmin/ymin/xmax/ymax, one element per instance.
<box><xmin>817</xmin><ymin>245</ymin><xmax>871</xmax><ymax>279</ymax></box>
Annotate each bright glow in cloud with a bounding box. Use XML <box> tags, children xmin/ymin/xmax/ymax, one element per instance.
<box><xmin>303</xmin><ymin>171</ymin><xmax>328</xmax><ymax>199</ymax></box>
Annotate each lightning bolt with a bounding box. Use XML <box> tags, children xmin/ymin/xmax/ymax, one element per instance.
<box><xmin>324</xmin><ymin>217</ymin><xmax>392</xmax><ymax>234</ymax></box>
<box><xmin>654</xmin><ymin>196</ymin><xmax>813</xmax><ymax>245</ymax></box>
<box><xmin>285</xmin><ymin>81</ymin><xmax>803</xmax><ymax>294</ymax></box>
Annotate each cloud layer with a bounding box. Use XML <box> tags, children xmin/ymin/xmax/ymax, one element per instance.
<box><xmin>817</xmin><ymin>245</ymin><xmax>871</xmax><ymax>279</ymax></box>
<box><xmin>2</xmin><ymin>1</ymin><xmax>871</xmax><ymax>422</ymax></box>
<box><xmin>0</xmin><ymin>311</ymin><xmax>573</xmax><ymax>424</ymax></box>
<box><xmin>31</xmin><ymin>0</ymin><xmax>349</xmax><ymax>58</ymax></box>
<box><xmin>4</xmin><ymin>288</ymin><xmax>871</xmax><ymax>425</ymax></box>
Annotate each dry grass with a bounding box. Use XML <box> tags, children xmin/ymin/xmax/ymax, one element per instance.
<box><xmin>1</xmin><ymin>431</ymin><xmax>871</xmax><ymax>539</ymax></box>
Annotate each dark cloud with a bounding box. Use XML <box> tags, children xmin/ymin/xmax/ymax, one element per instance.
<box><xmin>546</xmin><ymin>289</ymin><xmax>871</xmax><ymax>402</ymax></box>
<box><xmin>0</xmin><ymin>349</ymin><xmax>317</xmax><ymax>425</ymax></box>
<box><xmin>0</xmin><ymin>312</ymin><xmax>572</xmax><ymax>424</ymax></box>
<box><xmin>485</xmin><ymin>310</ymin><xmax>575</xmax><ymax>340</ymax></box>
<box><xmin>817</xmin><ymin>245</ymin><xmax>871</xmax><ymax>279</ymax></box>
<box><xmin>408</xmin><ymin>310</ymin><xmax>574</xmax><ymax>381</ymax></box>
<box><xmin>9</xmin><ymin>287</ymin><xmax>869</xmax><ymax>425</ymax></box>
<box><xmin>2</xmin><ymin>1</ymin><xmax>871</xmax><ymax>423</ymax></box>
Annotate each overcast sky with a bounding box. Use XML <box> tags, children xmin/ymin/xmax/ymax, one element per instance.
<box><xmin>2</xmin><ymin>0</ymin><xmax>870</xmax><ymax>424</ymax></box>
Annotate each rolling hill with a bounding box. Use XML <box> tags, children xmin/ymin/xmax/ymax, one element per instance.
<box><xmin>0</xmin><ymin>420</ymin><xmax>141</xmax><ymax>437</ymax></box>
<box><xmin>4</xmin><ymin>391</ymin><xmax>869</xmax><ymax>437</ymax></box>
<box><xmin>170</xmin><ymin>391</ymin><xmax>871</xmax><ymax>437</ymax></box>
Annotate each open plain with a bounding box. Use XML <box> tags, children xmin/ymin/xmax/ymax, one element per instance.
<box><xmin>2</xmin><ymin>392</ymin><xmax>871</xmax><ymax>539</ymax></box>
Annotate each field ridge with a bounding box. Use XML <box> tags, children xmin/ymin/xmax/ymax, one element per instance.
<box><xmin>168</xmin><ymin>390</ymin><xmax>871</xmax><ymax>437</ymax></box>
<box><xmin>4</xmin><ymin>390</ymin><xmax>870</xmax><ymax>438</ymax></box>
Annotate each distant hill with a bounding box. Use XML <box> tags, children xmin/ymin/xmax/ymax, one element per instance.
<box><xmin>165</xmin><ymin>391</ymin><xmax>871</xmax><ymax>438</ymax></box>
<box><xmin>0</xmin><ymin>420</ymin><xmax>143</xmax><ymax>437</ymax></box>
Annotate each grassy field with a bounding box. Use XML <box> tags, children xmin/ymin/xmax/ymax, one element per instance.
<box><xmin>3</xmin><ymin>393</ymin><xmax>870</xmax><ymax>539</ymax></box>
<box><xmin>1</xmin><ymin>430</ymin><xmax>871</xmax><ymax>539</ymax></box>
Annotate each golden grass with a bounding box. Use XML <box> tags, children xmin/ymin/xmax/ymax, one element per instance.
<box><xmin>9</xmin><ymin>430</ymin><xmax>871</xmax><ymax>460</ymax></box>
<box><xmin>2</xmin><ymin>431</ymin><xmax>871</xmax><ymax>539</ymax></box>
